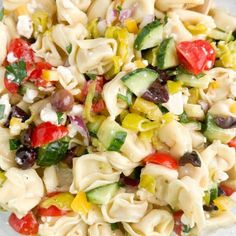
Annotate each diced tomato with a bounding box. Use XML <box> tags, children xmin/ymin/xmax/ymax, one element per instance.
<box><xmin>228</xmin><ymin>138</ymin><xmax>236</xmax><ymax>149</ymax></box>
<box><xmin>8</xmin><ymin>38</ymin><xmax>34</xmax><ymax>69</ymax></box>
<box><xmin>92</xmin><ymin>98</ymin><xmax>106</xmax><ymax>113</ymax></box>
<box><xmin>80</xmin><ymin>76</ymin><xmax>105</xmax><ymax>101</ymax></box>
<box><xmin>143</xmin><ymin>152</ymin><xmax>178</xmax><ymax>170</ymax></box>
<box><xmin>4</xmin><ymin>77</ymin><xmax>19</xmax><ymax>94</ymax></box>
<box><xmin>37</xmin><ymin>205</ymin><xmax>68</xmax><ymax>217</ymax></box>
<box><xmin>32</xmin><ymin>122</ymin><xmax>68</xmax><ymax>147</ymax></box>
<box><xmin>177</xmin><ymin>40</ymin><xmax>215</xmax><ymax>75</ymax></box>
<box><xmin>173</xmin><ymin>211</ymin><xmax>184</xmax><ymax>236</ymax></box>
<box><xmin>9</xmin><ymin>211</ymin><xmax>39</xmax><ymax>235</ymax></box>
<box><xmin>28</xmin><ymin>62</ymin><xmax>52</xmax><ymax>87</ymax></box>
<box><xmin>220</xmin><ymin>184</ymin><xmax>235</xmax><ymax>196</ymax></box>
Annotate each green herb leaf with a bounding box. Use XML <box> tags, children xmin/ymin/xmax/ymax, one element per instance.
<box><xmin>179</xmin><ymin>112</ymin><xmax>191</xmax><ymax>124</ymax></box>
<box><xmin>37</xmin><ymin>137</ymin><xmax>70</xmax><ymax>166</ymax></box>
<box><xmin>6</xmin><ymin>60</ymin><xmax>27</xmax><ymax>85</ymax></box>
<box><xmin>111</xmin><ymin>223</ymin><xmax>119</xmax><ymax>231</ymax></box>
<box><xmin>9</xmin><ymin>139</ymin><xmax>21</xmax><ymax>151</ymax></box>
<box><xmin>183</xmin><ymin>224</ymin><xmax>191</xmax><ymax>233</ymax></box>
<box><xmin>164</xmin><ymin>15</ymin><xmax>168</xmax><ymax>24</ymax></box>
<box><xmin>0</xmin><ymin>8</ymin><xmax>4</xmax><ymax>21</ymax></box>
<box><xmin>116</xmin><ymin>5</ymin><xmax>122</xmax><ymax>12</ymax></box>
<box><xmin>86</xmin><ymin>73</ymin><xmax>97</xmax><ymax>80</ymax></box>
<box><xmin>66</xmin><ymin>44</ymin><xmax>72</xmax><ymax>54</ymax></box>
<box><xmin>0</xmin><ymin>104</ymin><xmax>5</xmax><ymax>120</ymax></box>
<box><xmin>57</xmin><ymin>112</ymin><xmax>64</xmax><ymax>124</ymax></box>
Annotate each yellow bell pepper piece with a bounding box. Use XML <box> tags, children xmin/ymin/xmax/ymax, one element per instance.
<box><xmin>213</xmin><ymin>196</ymin><xmax>235</xmax><ymax>211</ymax></box>
<box><xmin>209</xmin><ymin>81</ymin><xmax>219</xmax><ymax>89</ymax></box>
<box><xmin>188</xmin><ymin>88</ymin><xmax>199</xmax><ymax>104</ymax></box>
<box><xmin>132</xmin><ymin>97</ymin><xmax>162</xmax><ymax>121</ymax></box>
<box><xmin>122</xmin><ymin>113</ymin><xmax>148</xmax><ymax>132</ymax></box>
<box><xmin>185</xmin><ymin>23</ymin><xmax>208</xmax><ymax>35</ymax></box>
<box><xmin>139</xmin><ymin>175</ymin><xmax>156</xmax><ymax>194</ymax></box>
<box><xmin>71</xmin><ymin>192</ymin><xmax>91</xmax><ymax>215</ymax></box>
<box><xmin>40</xmin><ymin>192</ymin><xmax>74</xmax><ymax>210</ymax></box>
<box><xmin>124</xmin><ymin>18</ymin><xmax>139</xmax><ymax>34</ymax></box>
<box><xmin>167</xmin><ymin>80</ymin><xmax>183</xmax><ymax>94</ymax></box>
<box><xmin>42</xmin><ymin>70</ymin><xmax>58</xmax><ymax>82</ymax></box>
<box><xmin>230</xmin><ymin>103</ymin><xmax>236</xmax><ymax>115</ymax></box>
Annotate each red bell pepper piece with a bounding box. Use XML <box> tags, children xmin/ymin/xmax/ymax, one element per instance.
<box><xmin>32</xmin><ymin>122</ymin><xmax>68</xmax><ymax>147</ymax></box>
<box><xmin>37</xmin><ymin>205</ymin><xmax>68</xmax><ymax>217</ymax></box>
<box><xmin>9</xmin><ymin>211</ymin><xmax>39</xmax><ymax>235</ymax></box>
<box><xmin>220</xmin><ymin>184</ymin><xmax>235</xmax><ymax>196</ymax></box>
<box><xmin>177</xmin><ymin>40</ymin><xmax>215</xmax><ymax>75</ymax></box>
<box><xmin>143</xmin><ymin>152</ymin><xmax>178</xmax><ymax>170</ymax></box>
<box><xmin>228</xmin><ymin>138</ymin><xmax>236</xmax><ymax>149</ymax></box>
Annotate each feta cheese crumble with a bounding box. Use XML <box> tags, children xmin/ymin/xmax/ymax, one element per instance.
<box><xmin>23</xmin><ymin>88</ymin><xmax>39</xmax><ymax>104</ymax></box>
<box><xmin>17</xmin><ymin>15</ymin><xmax>33</xmax><ymax>39</ymax></box>
<box><xmin>0</xmin><ymin>94</ymin><xmax>11</xmax><ymax>124</ymax></box>
<box><xmin>40</xmin><ymin>103</ymin><xmax>58</xmax><ymax>125</ymax></box>
<box><xmin>7</xmin><ymin>52</ymin><xmax>18</xmax><ymax>64</ymax></box>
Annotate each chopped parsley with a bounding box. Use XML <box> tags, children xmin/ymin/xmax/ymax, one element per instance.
<box><xmin>9</xmin><ymin>139</ymin><xmax>21</xmax><ymax>151</ymax></box>
<box><xmin>57</xmin><ymin>112</ymin><xmax>64</xmax><ymax>124</ymax></box>
<box><xmin>111</xmin><ymin>223</ymin><xmax>119</xmax><ymax>231</ymax></box>
<box><xmin>66</xmin><ymin>44</ymin><xmax>72</xmax><ymax>54</ymax></box>
<box><xmin>0</xmin><ymin>104</ymin><xmax>5</xmax><ymax>119</ymax></box>
<box><xmin>6</xmin><ymin>60</ymin><xmax>27</xmax><ymax>85</ymax></box>
<box><xmin>116</xmin><ymin>5</ymin><xmax>122</xmax><ymax>13</ymax></box>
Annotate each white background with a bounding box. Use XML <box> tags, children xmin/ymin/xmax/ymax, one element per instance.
<box><xmin>0</xmin><ymin>0</ymin><xmax>235</xmax><ymax>235</ymax></box>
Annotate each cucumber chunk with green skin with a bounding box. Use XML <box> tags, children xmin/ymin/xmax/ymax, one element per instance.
<box><xmin>202</xmin><ymin>114</ymin><xmax>235</xmax><ymax>144</ymax></box>
<box><xmin>157</xmin><ymin>38</ymin><xmax>179</xmax><ymax>69</ymax></box>
<box><xmin>86</xmin><ymin>183</ymin><xmax>120</xmax><ymax>204</ymax></box>
<box><xmin>176</xmin><ymin>73</ymin><xmax>210</xmax><ymax>89</ymax></box>
<box><xmin>121</xmin><ymin>68</ymin><xmax>158</xmax><ymax>96</ymax></box>
<box><xmin>97</xmin><ymin>118</ymin><xmax>127</xmax><ymax>151</ymax></box>
<box><xmin>134</xmin><ymin>20</ymin><xmax>163</xmax><ymax>50</ymax></box>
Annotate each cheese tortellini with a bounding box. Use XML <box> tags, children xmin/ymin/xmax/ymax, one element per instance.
<box><xmin>0</xmin><ymin>168</ymin><xmax>44</xmax><ymax>218</ymax></box>
<box><xmin>101</xmin><ymin>192</ymin><xmax>148</xmax><ymax>223</ymax></box>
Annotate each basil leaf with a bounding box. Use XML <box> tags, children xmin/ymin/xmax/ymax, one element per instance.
<box><xmin>179</xmin><ymin>112</ymin><xmax>191</xmax><ymax>124</ymax></box>
<box><xmin>0</xmin><ymin>9</ymin><xmax>3</xmax><ymax>21</ymax></box>
<box><xmin>9</xmin><ymin>139</ymin><xmax>21</xmax><ymax>151</ymax></box>
<box><xmin>37</xmin><ymin>137</ymin><xmax>70</xmax><ymax>166</ymax></box>
<box><xmin>0</xmin><ymin>104</ymin><xmax>5</xmax><ymax>119</ymax></box>
<box><xmin>57</xmin><ymin>112</ymin><xmax>64</xmax><ymax>124</ymax></box>
<box><xmin>66</xmin><ymin>44</ymin><xmax>72</xmax><ymax>54</ymax></box>
<box><xmin>6</xmin><ymin>60</ymin><xmax>27</xmax><ymax>85</ymax></box>
<box><xmin>116</xmin><ymin>5</ymin><xmax>122</xmax><ymax>12</ymax></box>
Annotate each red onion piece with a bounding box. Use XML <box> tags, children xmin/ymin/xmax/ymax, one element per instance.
<box><xmin>107</xmin><ymin>9</ymin><xmax>118</xmax><ymax>25</ymax></box>
<box><xmin>69</xmin><ymin>116</ymin><xmax>89</xmax><ymax>146</ymax></box>
<box><xmin>119</xmin><ymin>9</ymin><xmax>133</xmax><ymax>23</ymax></box>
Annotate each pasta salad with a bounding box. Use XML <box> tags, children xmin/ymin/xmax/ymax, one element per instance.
<box><xmin>0</xmin><ymin>0</ymin><xmax>236</xmax><ymax>235</ymax></box>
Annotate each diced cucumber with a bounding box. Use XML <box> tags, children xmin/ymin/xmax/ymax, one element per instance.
<box><xmin>97</xmin><ymin>118</ymin><xmax>127</xmax><ymax>151</ymax></box>
<box><xmin>176</xmin><ymin>73</ymin><xmax>210</xmax><ymax>89</ymax></box>
<box><xmin>86</xmin><ymin>183</ymin><xmax>120</xmax><ymax>204</ymax></box>
<box><xmin>202</xmin><ymin>115</ymin><xmax>235</xmax><ymax>144</ymax></box>
<box><xmin>134</xmin><ymin>20</ymin><xmax>163</xmax><ymax>51</ymax></box>
<box><xmin>208</xmin><ymin>29</ymin><xmax>233</xmax><ymax>41</ymax></box>
<box><xmin>87</xmin><ymin>115</ymin><xmax>106</xmax><ymax>137</ymax></box>
<box><xmin>142</xmin><ymin>47</ymin><xmax>159</xmax><ymax>67</ymax></box>
<box><xmin>121</xmin><ymin>68</ymin><xmax>158</xmax><ymax>96</ymax></box>
<box><xmin>156</xmin><ymin>38</ymin><xmax>179</xmax><ymax>69</ymax></box>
